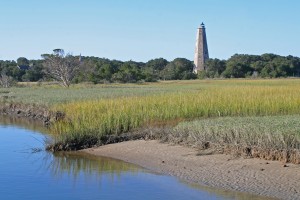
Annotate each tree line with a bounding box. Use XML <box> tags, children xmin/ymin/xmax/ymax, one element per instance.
<box><xmin>1</xmin><ymin>50</ymin><xmax>300</xmax><ymax>87</ymax></box>
<box><xmin>0</xmin><ymin>49</ymin><xmax>196</xmax><ymax>87</ymax></box>
<box><xmin>202</xmin><ymin>53</ymin><xmax>300</xmax><ymax>78</ymax></box>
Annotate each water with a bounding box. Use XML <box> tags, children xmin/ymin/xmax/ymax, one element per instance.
<box><xmin>0</xmin><ymin>117</ymin><xmax>272</xmax><ymax>200</ymax></box>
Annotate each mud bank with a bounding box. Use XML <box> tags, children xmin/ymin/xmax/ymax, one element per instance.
<box><xmin>84</xmin><ymin>140</ymin><xmax>300</xmax><ymax>200</ymax></box>
<box><xmin>0</xmin><ymin>102</ymin><xmax>63</xmax><ymax>126</ymax></box>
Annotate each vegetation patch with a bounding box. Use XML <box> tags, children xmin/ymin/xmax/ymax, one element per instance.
<box><xmin>163</xmin><ymin>115</ymin><xmax>300</xmax><ymax>164</ymax></box>
<box><xmin>46</xmin><ymin>132</ymin><xmax>149</xmax><ymax>151</ymax></box>
<box><xmin>1</xmin><ymin>79</ymin><xmax>300</xmax><ymax>163</ymax></box>
<box><xmin>52</xmin><ymin>84</ymin><xmax>300</xmax><ymax>137</ymax></box>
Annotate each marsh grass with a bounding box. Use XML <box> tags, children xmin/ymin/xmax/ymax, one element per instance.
<box><xmin>1</xmin><ymin>79</ymin><xmax>298</xmax><ymax>105</ymax></box>
<box><xmin>50</xmin><ymin>80</ymin><xmax>300</xmax><ymax>152</ymax></box>
<box><xmin>172</xmin><ymin>115</ymin><xmax>300</xmax><ymax>149</ymax></box>
<box><xmin>167</xmin><ymin>115</ymin><xmax>300</xmax><ymax>163</ymax></box>
<box><xmin>0</xmin><ymin>84</ymin><xmax>171</xmax><ymax>105</ymax></box>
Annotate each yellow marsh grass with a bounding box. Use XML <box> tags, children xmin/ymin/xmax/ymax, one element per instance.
<box><xmin>52</xmin><ymin>84</ymin><xmax>300</xmax><ymax>140</ymax></box>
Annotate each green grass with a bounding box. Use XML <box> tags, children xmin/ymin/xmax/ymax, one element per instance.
<box><xmin>172</xmin><ymin>115</ymin><xmax>300</xmax><ymax>150</ymax></box>
<box><xmin>0</xmin><ymin>83</ymin><xmax>177</xmax><ymax>105</ymax></box>
<box><xmin>1</xmin><ymin>79</ymin><xmax>298</xmax><ymax>105</ymax></box>
<box><xmin>50</xmin><ymin>79</ymin><xmax>300</xmax><ymax>149</ymax></box>
<box><xmin>169</xmin><ymin>115</ymin><xmax>300</xmax><ymax>163</ymax></box>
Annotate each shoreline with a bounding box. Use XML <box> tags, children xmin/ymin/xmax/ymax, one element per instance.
<box><xmin>1</xmin><ymin>103</ymin><xmax>300</xmax><ymax>199</ymax></box>
<box><xmin>0</xmin><ymin>102</ymin><xmax>56</xmax><ymax>126</ymax></box>
<box><xmin>83</xmin><ymin>140</ymin><xmax>300</xmax><ymax>200</ymax></box>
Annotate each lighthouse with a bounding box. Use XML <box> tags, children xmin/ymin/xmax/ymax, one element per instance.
<box><xmin>193</xmin><ymin>22</ymin><xmax>209</xmax><ymax>73</ymax></box>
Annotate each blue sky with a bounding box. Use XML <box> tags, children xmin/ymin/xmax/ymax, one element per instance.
<box><xmin>0</xmin><ymin>0</ymin><xmax>300</xmax><ymax>61</ymax></box>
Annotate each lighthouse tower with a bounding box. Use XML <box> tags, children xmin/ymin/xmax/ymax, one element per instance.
<box><xmin>193</xmin><ymin>22</ymin><xmax>209</xmax><ymax>73</ymax></box>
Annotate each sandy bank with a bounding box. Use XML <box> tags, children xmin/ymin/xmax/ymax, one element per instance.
<box><xmin>83</xmin><ymin>140</ymin><xmax>300</xmax><ymax>200</ymax></box>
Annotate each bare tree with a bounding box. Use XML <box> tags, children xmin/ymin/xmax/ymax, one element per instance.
<box><xmin>42</xmin><ymin>49</ymin><xmax>80</xmax><ymax>87</ymax></box>
<box><xmin>0</xmin><ymin>70</ymin><xmax>15</xmax><ymax>88</ymax></box>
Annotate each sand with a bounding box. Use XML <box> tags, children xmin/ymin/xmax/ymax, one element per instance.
<box><xmin>83</xmin><ymin>140</ymin><xmax>300</xmax><ymax>200</ymax></box>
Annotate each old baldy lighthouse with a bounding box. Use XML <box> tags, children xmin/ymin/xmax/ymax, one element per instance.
<box><xmin>193</xmin><ymin>22</ymin><xmax>209</xmax><ymax>73</ymax></box>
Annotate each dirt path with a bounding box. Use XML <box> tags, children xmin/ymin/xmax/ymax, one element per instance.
<box><xmin>83</xmin><ymin>140</ymin><xmax>300</xmax><ymax>200</ymax></box>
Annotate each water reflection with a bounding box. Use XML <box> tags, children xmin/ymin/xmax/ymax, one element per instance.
<box><xmin>51</xmin><ymin>152</ymin><xmax>141</xmax><ymax>179</ymax></box>
<box><xmin>0</xmin><ymin>115</ymin><xmax>49</xmax><ymax>134</ymax></box>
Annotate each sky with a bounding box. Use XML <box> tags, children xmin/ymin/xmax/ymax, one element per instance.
<box><xmin>1</xmin><ymin>0</ymin><xmax>300</xmax><ymax>62</ymax></box>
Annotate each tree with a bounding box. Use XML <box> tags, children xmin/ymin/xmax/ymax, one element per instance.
<box><xmin>42</xmin><ymin>49</ymin><xmax>80</xmax><ymax>87</ymax></box>
<box><xmin>161</xmin><ymin>58</ymin><xmax>195</xmax><ymax>80</ymax></box>
<box><xmin>112</xmin><ymin>62</ymin><xmax>142</xmax><ymax>83</ymax></box>
<box><xmin>142</xmin><ymin>58</ymin><xmax>168</xmax><ymax>81</ymax></box>
<box><xmin>222</xmin><ymin>54</ymin><xmax>257</xmax><ymax>78</ymax></box>
<box><xmin>145</xmin><ymin>58</ymin><xmax>168</xmax><ymax>71</ymax></box>
<box><xmin>22</xmin><ymin>60</ymin><xmax>44</xmax><ymax>82</ymax></box>
<box><xmin>17</xmin><ymin>57</ymin><xmax>29</xmax><ymax>66</ymax></box>
<box><xmin>204</xmin><ymin>58</ymin><xmax>226</xmax><ymax>78</ymax></box>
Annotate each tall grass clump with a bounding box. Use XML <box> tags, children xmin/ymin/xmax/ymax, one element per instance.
<box><xmin>50</xmin><ymin>84</ymin><xmax>300</xmax><ymax>149</ymax></box>
<box><xmin>169</xmin><ymin>115</ymin><xmax>300</xmax><ymax>163</ymax></box>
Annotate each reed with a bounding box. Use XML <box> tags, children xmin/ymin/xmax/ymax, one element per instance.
<box><xmin>51</xmin><ymin>82</ymin><xmax>300</xmax><ymax>145</ymax></box>
<box><xmin>173</xmin><ymin>115</ymin><xmax>300</xmax><ymax>150</ymax></box>
<box><xmin>168</xmin><ymin>115</ymin><xmax>300</xmax><ymax>163</ymax></box>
